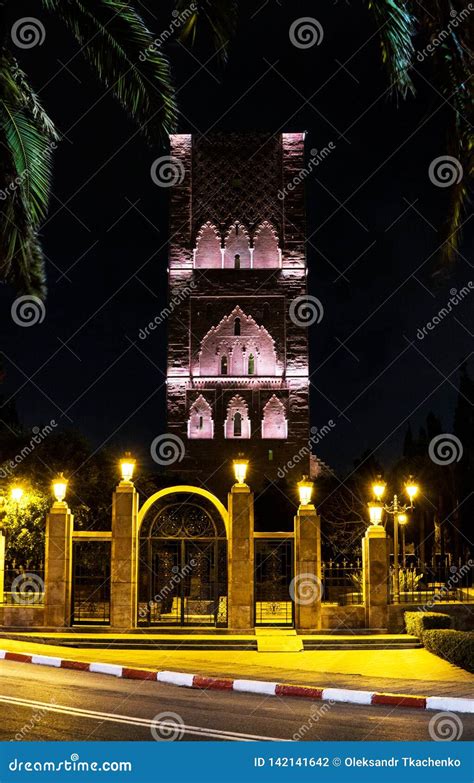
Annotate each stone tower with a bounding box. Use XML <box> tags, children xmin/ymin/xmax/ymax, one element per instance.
<box><xmin>166</xmin><ymin>132</ymin><xmax>310</xmax><ymax>504</ymax></box>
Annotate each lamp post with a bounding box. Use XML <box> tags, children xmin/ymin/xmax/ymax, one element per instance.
<box><xmin>368</xmin><ymin>475</ymin><xmax>418</xmax><ymax>603</ymax></box>
<box><xmin>52</xmin><ymin>473</ymin><xmax>68</xmax><ymax>506</ymax></box>
<box><xmin>119</xmin><ymin>452</ymin><xmax>136</xmax><ymax>485</ymax></box>
<box><xmin>297</xmin><ymin>475</ymin><xmax>314</xmax><ymax>509</ymax></box>
<box><xmin>398</xmin><ymin>513</ymin><xmax>408</xmax><ymax>567</ymax></box>
<box><xmin>232</xmin><ymin>456</ymin><xmax>249</xmax><ymax>487</ymax></box>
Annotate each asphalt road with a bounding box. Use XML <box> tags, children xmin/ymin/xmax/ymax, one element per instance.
<box><xmin>1</xmin><ymin>660</ymin><xmax>473</xmax><ymax>742</ymax></box>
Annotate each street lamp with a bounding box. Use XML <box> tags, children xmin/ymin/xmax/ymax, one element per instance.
<box><xmin>369</xmin><ymin>476</ymin><xmax>419</xmax><ymax>602</ymax></box>
<box><xmin>52</xmin><ymin>473</ymin><xmax>68</xmax><ymax>504</ymax></box>
<box><xmin>233</xmin><ymin>457</ymin><xmax>249</xmax><ymax>486</ymax></box>
<box><xmin>398</xmin><ymin>513</ymin><xmax>408</xmax><ymax>567</ymax></box>
<box><xmin>297</xmin><ymin>475</ymin><xmax>314</xmax><ymax>508</ymax></box>
<box><xmin>10</xmin><ymin>487</ymin><xmax>24</xmax><ymax>503</ymax></box>
<box><xmin>120</xmin><ymin>452</ymin><xmax>136</xmax><ymax>484</ymax></box>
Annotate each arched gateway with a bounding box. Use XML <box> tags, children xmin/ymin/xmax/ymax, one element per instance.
<box><xmin>137</xmin><ymin>487</ymin><xmax>228</xmax><ymax>627</ymax></box>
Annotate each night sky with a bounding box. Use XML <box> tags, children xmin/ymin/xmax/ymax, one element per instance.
<box><xmin>1</xmin><ymin>0</ymin><xmax>472</xmax><ymax>477</ymax></box>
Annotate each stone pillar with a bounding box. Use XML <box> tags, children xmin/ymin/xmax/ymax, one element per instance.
<box><xmin>294</xmin><ymin>504</ymin><xmax>321</xmax><ymax>631</ymax></box>
<box><xmin>362</xmin><ymin>524</ymin><xmax>389</xmax><ymax>630</ymax></box>
<box><xmin>0</xmin><ymin>530</ymin><xmax>5</xmax><ymax>604</ymax></box>
<box><xmin>111</xmin><ymin>480</ymin><xmax>138</xmax><ymax>630</ymax></box>
<box><xmin>228</xmin><ymin>483</ymin><xmax>254</xmax><ymax>630</ymax></box>
<box><xmin>44</xmin><ymin>502</ymin><xmax>73</xmax><ymax>627</ymax></box>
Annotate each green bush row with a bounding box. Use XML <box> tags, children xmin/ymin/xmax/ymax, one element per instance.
<box><xmin>422</xmin><ymin>629</ymin><xmax>474</xmax><ymax>674</ymax></box>
<box><xmin>404</xmin><ymin>611</ymin><xmax>452</xmax><ymax>638</ymax></box>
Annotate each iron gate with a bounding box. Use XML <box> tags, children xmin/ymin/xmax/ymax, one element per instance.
<box><xmin>138</xmin><ymin>499</ymin><xmax>228</xmax><ymax>627</ymax></box>
<box><xmin>71</xmin><ymin>540</ymin><xmax>111</xmax><ymax>625</ymax></box>
<box><xmin>254</xmin><ymin>538</ymin><xmax>294</xmax><ymax>626</ymax></box>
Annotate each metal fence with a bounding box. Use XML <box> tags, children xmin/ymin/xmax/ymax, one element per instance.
<box><xmin>2</xmin><ymin>567</ymin><xmax>45</xmax><ymax>605</ymax></box>
<box><xmin>321</xmin><ymin>559</ymin><xmax>363</xmax><ymax>605</ymax></box>
<box><xmin>390</xmin><ymin>559</ymin><xmax>474</xmax><ymax>604</ymax></box>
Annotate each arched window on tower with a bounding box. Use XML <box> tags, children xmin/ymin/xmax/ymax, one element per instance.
<box><xmin>262</xmin><ymin>302</ymin><xmax>270</xmax><ymax>321</ymax></box>
<box><xmin>220</xmin><ymin>355</ymin><xmax>228</xmax><ymax>375</ymax></box>
<box><xmin>234</xmin><ymin>317</ymin><xmax>241</xmax><ymax>336</ymax></box>
<box><xmin>225</xmin><ymin>395</ymin><xmax>250</xmax><ymax>439</ymax></box>
<box><xmin>253</xmin><ymin>222</ymin><xmax>280</xmax><ymax>268</ymax></box>
<box><xmin>223</xmin><ymin>223</ymin><xmax>251</xmax><ymax>268</ymax></box>
<box><xmin>194</xmin><ymin>222</ymin><xmax>222</xmax><ymax>268</ymax></box>
<box><xmin>248</xmin><ymin>353</ymin><xmax>255</xmax><ymax>375</ymax></box>
<box><xmin>233</xmin><ymin>411</ymin><xmax>242</xmax><ymax>437</ymax></box>
<box><xmin>261</xmin><ymin>395</ymin><xmax>287</xmax><ymax>439</ymax></box>
<box><xmin>187</xmin><ymin>395</ymin><xmax>214</xmax><ymax>439</ymax></box>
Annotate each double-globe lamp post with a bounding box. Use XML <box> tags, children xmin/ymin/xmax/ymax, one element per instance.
<box><xmin>368</xmin><ymin>476</ymin><xmax>419</xmax><ymax>603</ymax></box>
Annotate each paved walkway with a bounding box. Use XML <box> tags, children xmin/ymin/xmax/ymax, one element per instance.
<box><xmin>1</xmin><ymin>637</ymin><xmax>473</xmax><ymax>698</ymax></box>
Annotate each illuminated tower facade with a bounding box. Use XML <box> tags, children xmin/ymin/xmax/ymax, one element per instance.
<box><xmin>166</xmin><ymin>132</ymin><xmax>310</xmax><ymax>501</ymax></box>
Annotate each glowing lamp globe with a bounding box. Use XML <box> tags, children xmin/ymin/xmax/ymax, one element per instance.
<box><xmin>405</xmin><ymin>477</ymin><xmax>418</xmax><ymax>503</ymax></box>
<box><xmin>233</xmin><ymin>457</ymin><xmax>249</xmax><ymax>485</ymax></box>
<box><xmin>368</xmin><ymin>501</ymin><xmax>383</xmax><ymax>525</ymax></box>
<box><xmin>120</xmin><ymin>453</ymin><xmax>136</xmax><ymax>483</ymax></box>
<box><xmin>10</xmin><ymin>487</ymin><xmax>24</xmax><ymax>503</ymax></box>
<box><xmin>297</xmin><ymin>476</ymin><xmax>314</xmax><ymax>507</ymax></box>
<box><xmin>52</xmin><ymin>473</ymin><xmax>68</xmax><ymax>503</ymax></box>
<box><xmin>372</xmin><ymin>477</ymin><xmax>386</xmax><ymax>500</ymax></box>
<box><xmin>398</xmin><ymin>513</ymin><xmax>408</xmax><ymax>526</ymax></box>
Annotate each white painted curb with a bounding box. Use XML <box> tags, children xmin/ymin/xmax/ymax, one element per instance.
<box><xmin>426</xmin><ymin>696</ymin><xmax>474</xmax><ymax>714</ymax></box>
<box><xmin>233</xmin><ymin>679</ymin><xmax>277</xmax><ymax>695</ymax></box>
<box><xmin>322</xmin><ymin>688</ymin><xmax>374</xmax><ymax>705</ymax></box>
<box><xmin>31</xmin><ymin>654</ymin><xmax>61</xmax><ymax>668</ymax></box>
<box><xmin>89</xmin><ymin>662</ymin><xmax>123</xmax><ymax>677</ymax></box>
<box><xmin>157</xmin><ymin>670</ymin><xmax>194</xmax><ymax>687</ymax></box>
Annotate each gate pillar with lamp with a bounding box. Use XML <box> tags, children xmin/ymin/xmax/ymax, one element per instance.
<box><xmin>228</xmin><ymin>458</ymin><xmax>254</xmax><ymax>631</ymax></box>
<box><xmin>44</xmin><ymin>474</ymin><xmax>73</xmax><ymax>628</ymax></box>
<box><xmin>363</xmin><ymin>478</ymin><xmax>390</xmax><ymax>630</ymax></box>
<box><xmin>110</xmin><ymin>454</ymin><xmax>139</xmax><ymax>629</ymax></box>
<box><xmin>294</xmin><ymin>477</ymin><xmax>321</xmax><ymax>632</ymax></box>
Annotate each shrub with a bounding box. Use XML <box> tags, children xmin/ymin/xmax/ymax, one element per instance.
<box><xmin>423</xmin><ymin>629</ymin><xmax>474</xmax><ymax>673</ymax></box>
<box><xmin>404</xmin><ymin>611</ymin><xmax>452</xmax><ymax>638</ymax></box>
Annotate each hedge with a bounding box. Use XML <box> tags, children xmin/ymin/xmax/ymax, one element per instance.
<box><xmin>404</xmin><ymin>611</ymin><xmax>452</xmax><ymax>638</ymax></box>
<box><xmin>423</xmin><ymin>629</ymin><xmax>474</xmax><ymax>673</ymax></box>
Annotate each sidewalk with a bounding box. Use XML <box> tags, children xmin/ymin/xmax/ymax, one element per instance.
<box><xmin>1</xmin><ymin>635</ymin><xmax>473</xmax><ymax>699</ymax></box>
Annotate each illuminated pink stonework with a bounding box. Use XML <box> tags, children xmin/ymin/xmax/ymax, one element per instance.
<box><xmin>166</xmin><ymin>132</ymin><xmax>311</xmax><ymax>497</ymax></box>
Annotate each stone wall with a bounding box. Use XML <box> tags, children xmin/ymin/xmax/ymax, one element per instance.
<box><xmin>166</xmin><ymin>133</ymin><xmax>310</xmax><ymax>506</ymax></box>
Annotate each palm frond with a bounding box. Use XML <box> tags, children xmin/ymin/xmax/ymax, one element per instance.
<box><xmin>367</xmin><ymin>0</ymin><xmax>416</xmax><ymax>97</ymax></box>
<box><xmin>42</xmin><ymin>0</ymin><xmax>177</xmax><ymax>143</ymax></box>
<box><xmin>0</xmin><ymin>52</ymin><xmax>56</xmax><ymax>295</ymax></box>
<box><xmin>175</xmin><ymin>0</ymin><xmax>238</xmax><ymax>65</ymax></box>
<box><xmin>413</xmin><ymin>0</ymin><xmax>473</xmax><ymax>265</ymax></box>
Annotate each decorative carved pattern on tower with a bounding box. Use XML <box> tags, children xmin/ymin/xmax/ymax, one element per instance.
<box><xmin>196</xmin><ymin>305</ymin><xmax>278</xmax><ymax>377</ymax></box>
<box><xmin>192</xmin><ymin>133</ymin><xmax>283</xmax><ymax>238</ymax></box>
